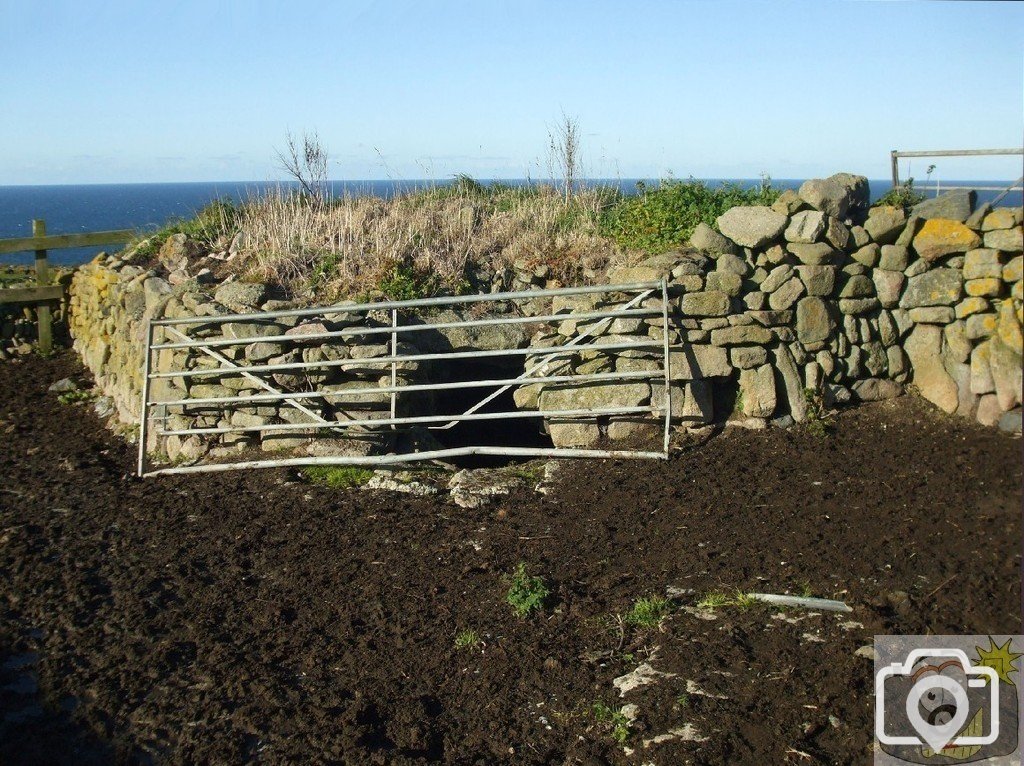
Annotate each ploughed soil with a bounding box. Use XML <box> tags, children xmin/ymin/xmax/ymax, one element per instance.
<box><xmin>0</xmin><ymin>352</ymin><xmax>1020</xmax><ymax>766</ymax></box>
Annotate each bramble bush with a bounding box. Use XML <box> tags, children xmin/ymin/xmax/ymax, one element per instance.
<box><xmin>600</xmin><ymin>177</ymin><xmax>780</xmax><ymax>253</ymax></box>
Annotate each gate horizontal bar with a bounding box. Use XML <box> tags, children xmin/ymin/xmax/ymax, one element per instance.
<box><xmin>891</xmin><ymin>148</ymin><xmax>1023</xmax><ymax>158</ymax></box>
<box><xmin>151</xmin><ymin>305</ymin><xmax>663</xmax><ymax>351</ymax></box>
<box><xmin>151</xmin><ymin>281</ymin><xmax>662</xmax><ymax>327</ymax></box>
<box><xmin>148</xmin><ymin>339</ymin><xmax>665</xmax><ymax>380</ymax></box>
<box><xmin>150</xmin><ymin>369</ymin><xmax>664</xmax><ymax>408</ymax></box>
<box><xmin>160</xmin><ymin>404</ymin><xmax>664</xmax><ymax>437</ymax></box>
<box><xmin>141</xmin><ymin>445</ymin><xmax>668</xmax><ymax>477</ymax></box>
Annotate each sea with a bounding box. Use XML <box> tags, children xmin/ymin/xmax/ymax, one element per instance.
<box><xmin>0</xmin><ymin>179</ymin><xmax>1020</xmax><ymax>266</ymax></box>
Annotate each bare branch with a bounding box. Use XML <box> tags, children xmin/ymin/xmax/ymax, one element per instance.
<box><xmin>275</xmin><ymin>131</ymin><xmax>330</xmax><ymax>205</ymax></box>
<box><xmin>547</xmin><ymin>114</ymin><xmax>582</xmax><ymax>204</ymax></box>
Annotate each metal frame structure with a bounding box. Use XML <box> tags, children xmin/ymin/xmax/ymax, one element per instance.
<box><xmin>138</xmin><ymin>280</ymin><xmax>672</xmax><ymax>477</ymax></box>
<box><xmin>889</xmin><ymin>148</ymin><xmax>1023</xmax><ymax>199</ymax></box>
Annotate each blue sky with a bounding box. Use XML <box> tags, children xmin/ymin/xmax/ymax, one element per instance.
<box><xmin>1</xmin><ymin>0</ymin><xmax>1021</xmax><ymax>184</ymax></box>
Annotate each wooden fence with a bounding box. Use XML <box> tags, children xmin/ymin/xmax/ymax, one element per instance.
<box><xmin>0</xmin><ymin>220</ymin><xmax>134</xmax><ymax>353</ymax></box>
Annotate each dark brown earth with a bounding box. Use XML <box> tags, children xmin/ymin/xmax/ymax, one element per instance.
<box><xmin>1</xmin><ymin>352</ymin><xmax>1020</xmax><ymax>765</ymax></box>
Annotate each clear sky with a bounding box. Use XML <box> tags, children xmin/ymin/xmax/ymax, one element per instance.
<box><xmin>1</xmin><ymin>0</ymin><xmax>1021</xmax><ymax>185</ymax></box>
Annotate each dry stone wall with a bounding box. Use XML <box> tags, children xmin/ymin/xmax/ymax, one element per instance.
<box><xmin>525</xmin><ymin>176</ymin><xmax>1023</xmax><ymax>443</ymax></box>
<box><xmin>65</xmin><ymin>173</ymin><xmax>1023</xmax><ymax>465</ymax></box>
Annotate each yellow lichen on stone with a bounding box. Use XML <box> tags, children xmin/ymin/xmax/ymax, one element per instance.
<box><xmin>913</xmin><ymin>218</ymin><xmax>982</xmax><ymax>261</ymax></box>
<box><xmin>1000</xmin><ymin>299</ymin><xmax>1024</xmax><ymax>354</ymax></box>
<box><xmin>956</xmin><ymin>296</ymin><xmax>990</xmax><ymax>319</ymax></box>
<box><xmin>965</xmin><ymin>278</ymin><xmax>1002</xmax><ymax>298</ymax></box>
<box><xmin>1004</xmin><ymin>256</ymin><xmax>1023</xmax><ymax>283</ymax></box>
<box><xmin>982</xmin><ymin>208</ymin><xmax>1019</xmax><ymax>231</ymax></box>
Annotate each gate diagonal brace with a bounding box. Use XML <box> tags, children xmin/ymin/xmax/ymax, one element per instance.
<box><xmin>161</xmin><ymin>325</ymin><xmax>346</xmax><ymax>431</ymax></box>
<box><xmin>429</xmin><ymin>287</ymin><xmax>658</xmax><ymax>430</ymax></box>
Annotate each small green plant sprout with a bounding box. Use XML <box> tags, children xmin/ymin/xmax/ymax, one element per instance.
<box><xmin>57</xmin><ymin>390</ymin><xmax>93</xmax><ymax>405</ymax></box>
<box><xmin>624</xmin><ymin>596</ymin><xmax>671</xmax><ymax>628</ymax></box>
<box><xmin>798</xmin><ymin>581</ymin><xmax>814</xmax><ymax>598</ymax></box>
<box><xmin>505</xmin><ymin>562</ymin><xmax>550</xmax><ymax>618</ymax></box>
<box><xmin>454</xmin><ymin>629</ymin><xmax>481</xmax><ymax>650</ymax></box>
<box><xmin>302</xmin><ymin>466</ymin><xmax>374</xmax><ymax>489</ymax></box>
<box><xmin>591</xmin><ymin>701</ymin><xmax>631</xmax><ymax>745</ymax></box>
<box><xmin>675</xmin><ymin>693</ymin><xmax>691</xmax><ymax>709</ymax></box>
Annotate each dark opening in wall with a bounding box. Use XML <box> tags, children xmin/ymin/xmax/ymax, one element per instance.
<box><xmin>424</xmin><ymin>355</ymin><xmax>553</xmax><ymax>466</ymax></box>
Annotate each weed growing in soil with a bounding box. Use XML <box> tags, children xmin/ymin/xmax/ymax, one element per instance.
<box><xmin>505</xmin><ymin>562</ymin><xmax>550</xmax><ymax>618</ymax></box>
<box><xmin>57</xmin><ymin>390</ymin><xmax>93</xmax><ymax>405</ymax></box>
<box><xmin>454</xmin><ymin>630</ymin><xmax>481</xmax><ymax>650</ymax></box>
<box><xmin>591</xmin><ymin>701</ymin><xmax>631</xmax><ymax>745</ymax></box>
<box><xmin>697</xmin><ymin>590</ymin><xmax>757</xmax><ymax>610</ymax></box>
<box><xmin>624</xmin><ymin>596</ymin><xmax>671</xmax><ymax>628</ymax></box>
<box><xmin>803</xmin><ymin>387</ymin><xmax>835</xmax><ymax>438</ymax></box>
<box><xmin>302</xmin><ymin>466</ymin><xmax>374</xmax><ymax>489</ymax></box>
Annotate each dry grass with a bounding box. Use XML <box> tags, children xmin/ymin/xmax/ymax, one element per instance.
<box><xmin>227</xmin><ymin>183</ymin><xmax>630</xmax><ymax>301</ymax></box>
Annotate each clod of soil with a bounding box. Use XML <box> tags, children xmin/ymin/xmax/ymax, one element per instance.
<box><xmin>0</xmin><ymin>352</ymin><xmax>1020</xmax><ymax>765</ymax></box>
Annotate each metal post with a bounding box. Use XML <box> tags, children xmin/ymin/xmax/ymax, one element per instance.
<box><xmin>390</xmin><ymin>308</ymin><xmax>398</xmax><ymax>426</ymax></box>
<box><xmin>660</xmin><ymin>278</ymin><xmax>672</xmax><ymax>457</ymax></box>
<box><xmin>137</xmin><ymin>320</ymin><xmax>154</xmax><ymax>477</ymax></box>
<box><xmin>32</xmin><ymin>220</ymin><xmax>52</xmax><ymax>355</ymax></box>
<box><xmin>890</xmin><ymin>150</ymin><xmax>900</xmax><ymax>190</ymax></box>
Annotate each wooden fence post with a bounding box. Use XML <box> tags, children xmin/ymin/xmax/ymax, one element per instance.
<box><xmin>32</xmin><ymin>219</ymin><xmax>52</xmax><ymax>355</ymax></box>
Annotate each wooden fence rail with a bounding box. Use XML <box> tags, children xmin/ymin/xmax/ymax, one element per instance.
<box><xmin>0</xmin><ymin>220</ymin><xmax>134</xmax><ymax>354</ymax></box>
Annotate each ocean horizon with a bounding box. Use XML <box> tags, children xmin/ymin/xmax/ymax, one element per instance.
<box><xmin>1</xmin><ymin>178</ymin><xmax>1020</xmax><ymax>266</ymax></box>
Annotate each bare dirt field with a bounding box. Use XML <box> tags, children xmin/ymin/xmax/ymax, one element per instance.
<box><xmin>1</xmin><ymin>352</ymin><xmax>1020</xmax><ymax>765</ymax></box>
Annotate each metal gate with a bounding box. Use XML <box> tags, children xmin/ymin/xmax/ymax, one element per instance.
<box><xmin>137</xmin><ymin>280</ymin><xmax>671</xmax><ymax>477</ymax></box>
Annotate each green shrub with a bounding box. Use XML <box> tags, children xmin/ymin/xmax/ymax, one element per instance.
<box><xmin>377</xmin><ymin>264</ymin><xmax>440</xmax><ymax>301</ymax></box>
<box><xmin>505</xmin><ymin>562</ymin><xmax>550</xmax><ymax>618</ymax></box>
<box><xmin>302</xmin><ymin>466</ymin><xmax>374</xmax><ymax>489</ymax></box>
<box><xmin>875</xmin><ymin>179</ymin><xmax>925</xmax><ymax>211</ymax></box>
<box><xmin>600</xmin><ymin>177</ymin><xmax>779</xmax><ymax>253</ymax></box>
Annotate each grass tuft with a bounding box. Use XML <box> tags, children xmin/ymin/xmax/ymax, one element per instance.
<box><xmin>302</xmin><ymin>466</ymin><xmax>374</xmax><ymax>489</ymax></box>
<box><xmin>697</xmin><ymin>590</ymin><xmax>757</xmax><ymax>610</ymax></box>
<box><xmin>454</xmin><ymin>629</ymin><xmax>481</xmax><ymax>650</ymax></box>
<box><xmin>623</xmin><ymin>596</ymin><xmax>671</xmax><ymax>628</ymax></box>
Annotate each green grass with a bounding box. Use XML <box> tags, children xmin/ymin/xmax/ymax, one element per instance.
<box><xmin>697</xmin><ymin>590</ymin><xmax>757</xmax><ymax>610</ymax></box>
<box><xmin>591</xmin><ymin>702</ymin><xmax>631</xmax><ymax>745</ymax></box>
<box><xmin>623</xmin><ymin>596</ymin><xmax>671</xmax><ymax>628</ymax></box>
<box><xmin>128</xmin><ymin>199</ymin><xmax>238</xmax><ymax>261</ymax></box>
<box><xmin>454</xmin><ymin>629</ymin><xmax>481</xmax><ymax>650</ymax></box>
<box><xmin>505</xmin><ymin>562</ymin><xmax>550</xmax><ymax>618</ymax></box>
<box><xmin>600</xmin><ymin>176</ymin><xmax>780</xmax><ymax>253</ymax></box>
<box><xmin>302</xmin><ymin>466</ymin><xmax>374</xmax><ymax>489</ymax></box>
